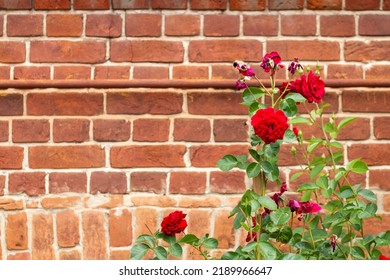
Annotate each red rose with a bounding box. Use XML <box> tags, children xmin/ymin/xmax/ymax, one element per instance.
<box><xmin>251</xmin><ymin>108</ymin><xmax>289</xmax><ymax>144</ymax></box>
<box><xmin>379</xmin><ymin>254</ymin><xmax>390</xmax><ymax>260</ymax></box>
<box><xmin>260</xmin><ymin>51</ymin><xmax>283</xmax><ymax>73</ymax></box>
<box><xmin>289</xmin><ymin>71</ymin><xmax>325</xmax><ymax>103</ymax></box>
<box><xmin>161</xmin><ymin>211</ymin><xmax>187</xmax><ymax>236</ymax></box>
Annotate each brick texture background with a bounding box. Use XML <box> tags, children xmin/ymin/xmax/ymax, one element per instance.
<box><xmin>0</xmin><ymin>0</ymin><xmax>389</xmax><ymax>259</ymax></box>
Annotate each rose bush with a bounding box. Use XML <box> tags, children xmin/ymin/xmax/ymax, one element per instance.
<box><xmin>131</xmin><ymin>52</ymin><xmax>390</xmax><ymax>260</ymax></box>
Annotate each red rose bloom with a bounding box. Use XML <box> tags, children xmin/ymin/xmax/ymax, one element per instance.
<box><xmin>260</xmin><ymin>51</ymin><xmax>283</xmax><ymax>73</ymax></box>
<box><xmin>289</xmin><ymin>71</ymin><xmax>325</xmax><ymax>103</ymax></box>
<box><xmin>161</xmin><ymin>211</ymin><xmax>187</xmax><ymax>236</ymax></box>
<box><xmin>251</xmin><ymin>108</ymin><xmax>289</xmax><ymax>144</ymax></box>
<box><xmin>379</xmin><ymin>254</ymin><xmax>390</xmax><ymax>260</ymax></box>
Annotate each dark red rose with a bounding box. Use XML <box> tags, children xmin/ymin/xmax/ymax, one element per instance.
<box><xmin>161</xmin><ymin>211</ymin><xmax>187</xmax><ymax>236</ymax></box>
<box><xmin>260</xmin><ymin>51</ymin><xmax>283</xmax><ymax>73</ymax></box>
<box><xmin>251</xmin><ymin>108</ymin><xmax>289</xmax><ymax>144</ymax></box>
<box><xmin>379</xmin><ymin>254</ymin><xmax>390</xmax><ymax>260</ymax></box>
<box><xmin>289</xmin><ymin>71</ymin><xmax>325</xmax><ymax>103</ymax></box>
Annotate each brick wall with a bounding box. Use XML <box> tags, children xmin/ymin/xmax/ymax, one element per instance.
<box><xmin>0</xmin><ymin>0</ymin><xmax>389</xmax><ymax>260</ymax></box>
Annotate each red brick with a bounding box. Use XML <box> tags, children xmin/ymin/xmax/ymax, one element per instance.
<box><xmin>359</xmin><ymin>15</ymin><xmax>390</xmax><ymax>36</ymax></box>
<box><xmin>125</xmin><ymin>14</ymin><xmax>161</xmax><ymax>37</ymax></box>
<box><xmin>14</xmin><ymin>66</ymin><xmax>50</xmax><ymax>80</ymax></box>
<box><xmin>384</xmin><ymin>194</ymin><xmax>390</xmax><ymax>212</ymax></box>
<box><xmin>7</xmin><ymin>15</ymin><xmax>43</xmax><ymax>36</ymax></box>
<box><xmin>49</xmin><ymin>172</ymin><xmax>87</xmax><ymax>193</ymax></box>
<box><xmin>169</xmin><ymin>172</ymin><xmax>206</xmax><ymax>194</ymax></box>
<box><xmin>107</xmin><ymin>91</ymin><xmax>182</xmax><ymax>115</ymax></box>
<box><xmin>366</xmin><ymin>65</ymin><xmax>390</xmax><ymax>80</ymax></box>
<box><xmin>336</xmin><ymin>118</ymin><xmax>370</xmax><ymax>140</ymax></box>
<box><xmin>327</xmin><ymin>64</ymin><xmax>363</xmax><ymax>79</ymax></box>
<box><xmin>0</xmin><ymin>121</ymin><xmax>8</xmax><ymax>142</ymax></box>
<box><xmin>7</xmin><ymin>252</ymin><xmax>31</xmax><ymax>260</ymax></box>
<box><xmin>190</xmin><ymin>145</ymin><xmax>248</xmax><ymax>167</ymax></box>
<box><xmin>269</xmin><ymin>0</ymin><xmax>304</xmax><ymax>9</ymax></box>
<box><xmin>0</xmin><ymin>42</ymin><xmax>25</xmax><ymax>63</ymax></box>
<box><xmin>90</xmin><ymin>172</ymin><xmax>127</xmax><ymax>194</ymax></box>
<box><xmin>56</xmin><ymin>210</ymin><xmax>79</xmax><ymax>248</ymax></box>
<box><xmin>165</xmin><ymin>15</ymin><xmax>200</xmax><ymax>36</ymax></box>
<box><xmin>211</xmin><ymin>65</ymin><xmax>237</xmax><ymax>80</ymax></box>
<box><xmin>110</xmin><ymin>40</ymin><xmax>183</xmax><ymax>62</ymax></box>
<box><xmin>370</xmin><ymin>170</ymin><xmax>390</xmax><ymax>191</ymax></box>
<box><xmin>41</xmin><ymin>196</ymin><xmax>81</xmax><ymax>209</ymax></box>
<box><xmin>46</xmin><ymin>14</ymin><xmax>83</xmax><ymax>37</ymax></box>
<box><xmin>34</xmin><ymin>0</ymin><xmax>71</xmax><ymax>9</ymax></box>
<box><xmin>54</xmin><ymin>66</ymin><xmax>91</xmax><ymax>80</ymax></box>
<box><xmin>320</xmin><ymin>15</ymin><xmax>355</xmax><ymax>37</ymax></box>
<box><xmin>53</xmin><ymin>119</ymin><xmax>90</xmax><ymax>143</ymax></box>
<box><xmin>204</xmin><ymin>15</ymin><xmax>239</xmax><ymax>37</ymax></box>
<box><xmin>151</xmin><ymin>0</ymin><xmax>187</xmax><ymax>8</ymax></box>
<box><xmin>94</xmin><ymin>66</ymin><xmax>129</xmax><ymax>79</ymax></box>
<box><xmin>0</xmin><ymin>147</ymin><xmax>24</xmax><ymax>169</ymax></box>
<box><xmin>110</xmin><ymin>250</ymin><xmax>130</xmax><ymax>260</ymax></box>
<box><xmin>345</xmin><ymin>41</ymin><xmax>390</xmax><ymax>62</ymax></box>
<box><xmin>385</xmin><ymin>0</ymin><xmax>390</xmax><ymax>9</ymax></box>
<box><xmin>130</xmin><ymin>171</ymin><xmax>167</xmax><ymax>193</ymax></box>
<box><xmin>111</xmin><ymin>145</ymin><xmax>186</xmax><ymax>168</ymax></box>
<box><xmin>0</xmin><ymin>0</ymin><xmax>31</xmax><ymax>9</ymax></box>
<box><xmin>30</xmin><ymin>40</ymin><xmax>106</xmax><ymax>63</ymax></box>
<box><xmin>86</xmin><ymin>14</ymin><xmax>122</xmax><ymax>38</ymax></box>
<box><xmin>134</xmin><ymin>208</ymin><xmax>158</xmax><ymax>236</ymax></box>
<box><xmin>172</xmin><ymin>66</ymin><xmax>209</xmax><ymax>79</ymax></box>
<box><xmin>267</xmin><ymin>40</ymin><xmax>340</xmax><ymax>61</ymax></box>
<box><xmin>27</xmin><ymin>92</ymin><xmax>103</xmax><ymax>116</ymax></box>
<box><xmin>244</xmin><ymin>15</ymin><xmax>281</xmax><ymax>36</ymax></box>
<box><xmin>82</xmin><ymin>211</ymin><xmax>108</xmax><ymax>259</ymax></box>
<box><xmin>190</xmin><ymin>0</ymin><xmax>227</xmax><ymax>9</ymax></box>
<box><xmin>189</xmin><ymin>40</ymin><xmax>262</xmax><ymax>62</ymax></box>
<box><xmin>32</xmin><ymin>213</ymin><xmax>55</xmax><ymax>260</ymax></box>
<box><xmin>188</xmin><ymin>91</ymin><xmax>247</xmax><ymax>115</ymax></box>
<box><xmin>213</xmin><ymin>210</ymin><xmax>235</xmax><ymax>248</ymax></box>
<box><xmin>174</xmin><ymin>118</ymin><xmax>210</xmax><ymax>142</ymax></box>
<box><xmin>210</xmin><ymin>171</ymin><xmax>246</xmax><ymax>194</ymax></box>
<box><xmin>109</xmin><ymin>209</ymin><xmax>132</xmax><ymax>246</ymax></box>
<box><xmin>9</xmin><ymin>172</ymin><xmax>46</xmax><ymax>196</ymax></box>
<box><xmin>112</xmin><ymin>0</ymin><xmax>148</xmax><ymax>9</ymax></box>
<box><xmin>6</xmin><ymin>212</ymin><xmax>28</xmax><ymax>250</ymax></box>
<box><xmin>74</xmin><ymin>0</ymin><xmax>109</xmax><ymax>9</ymax></box>
<box><xmin>29</xmin><ymin>145</ymin><xmax>105</xmax><ymax>169</ymax></box>
<box><xmin>133</xmin><ymin>118</ymin><xmax>170</xmax><ymax>142</ymax></box>
<box><xmin>12</xmin><ymin>119</ymin><xmax>50</xmax><ymax>143</ymax></box>
<box><xmin>345</xmin><ymin>0</ymin><xmax>380</xmax><ymax>10</ymax></box>
<box><xmin>342</xmin><ymin>89</ymin><xmax>390</xmax><ymax>112</ymax></box>
<box><xmin>133</xmin><ymin>66</ymin><xmax>169</xmax><ymax>79</ymax></box>
<box><xmin>230</xmin><ymin>0</ymin><xmax>265</xmax><ymax>10</ymax></box>
<box><xmin>59</xmin><ymin>250</ymin><xmax>81</xmax><ymax>260</ymax></box>
<box><xmin>307</xmin><ymin>0</ymin><xmax>341</xmax><ymax>9</ymax></box>
<box><xmin>214</xmin><ymin>119</ymin><xmax>249</xmax><ymax>142</ymax></box>
<box><xmin>93</xmin><ymin>119</ymin><xmax>130</xmax><ymax>142</ymax></box>
<box><xmin>348</xmin><ymin>144</ymin><xmax>390</xmax><ymax>165</ymax></box>
<box><xmin>0</xmin><ymin>66</ymin><xmax>10</xmax><ymax>79</ymax></box>
<box><xmin>374</xmin><ymin>117</ymin><xmax>390</xmax><ymax>139</ymax></box>
<box><xmin>281</xmin><ymin>15</ymin><xmax>316</xmax><ymax>36</ymax></box>
<box><xmin>364</xmin><ymin>214</ymin><xmax>390</xmax><ymax>235</ymax></box>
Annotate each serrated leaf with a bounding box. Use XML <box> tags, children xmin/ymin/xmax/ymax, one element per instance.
<box><xmin>260</xmin><ymin>160</ymin><xmax>273</xmax><ymax>173</ymax></box>
<box><xmin>154</xmin><ymin>246</ymin><xmax>168</xmax><ymax>260</ymax></box>
<box><xmin>242</xmin><ymin>87</ymin><xmax>266</xmax><ymax>106</ymax></box>
<box><xmin>246</xmin><ymin>162</ymin><xmax>261</xmax><ymax>178</ymax></box>
<box><xmin>310</xmin><ymin>163</ymin><xmax>325</xmax><ymax>180</ymax></box>
<box><xmin>280</xmin><ymin>98</ymin><xmax>298</xmax><ymax>117</ymax></box>
<box><xmin>259</xmin><ymin>241</ymin><xmax>278</xmax><ymax>260</ymax></box>
<box><xmin>284</xmin><ymin>92</ymin><xmax>307</xmax><ymax>103</ymax></box>
<box><xmin>168</xmin><ymin>243</ymin><xmax>183</xmax><ymax>258</ymax></box>
<box><xmin>221</xmin><ymin>252</ymin><xmax>240</xmax><ymax>260</ymax></box>
<box><xmin>283</xmin><ymin>128</ymin><xmax>297</xmax><ymax>143</ymax></box>
<box><xmin>259</xmin><ymin>196</ymin><xmax>277</xmax><ymax>211</ymax></box>
<box><xmin>276</xmin><ymin>226</ymin><xmax>293</xmax><ymax>244</ymax></box>
<box><xmin>130</xmin><ymin>243</ymin><xmax>150</xmax><ymax>260</ymax></box>
<box><xmin>135</xmin><ymin>234</ymin><xmax>155</xmax><ymax>248</ymax></box>
<box><xmin>162</xmin><ymin>234</ymin><xmax>176</xmax><ymax>245</ymax></box>
<box><xmin>217</xmin><ymin>154</ymin><xmax>238</xmax><ymax>171</ymax></box>
<box><xmin>347</xmin><ymin>159</ymin><xmax>368</xmax><ymax>174</ymax></box>
<box><xmin>179</xmin><ymin>234</ymin><xmax>199</xmax><ymax>245</ymax></box>
<box><xmin>289</xmin><ymin>116</ymin><xmax>312</xmax><ymax>125</ymax></box>
<box><xmin>307</xmin><ymin>139</ymin><xmax>323</xmax><ymax>153</ymax></box>
<box><xmin>233</xmin><ymin>211</ymin><xmax>246</xmax><ymax>229</ymax></box>
<box><xmin>203</xmin><ymin>238</ymin><xmax>218</xmax><ymax>249</ymax></box>
<box><xmin>297</xmin><ymin>183</ymin><xmax>319</xmax><ymax>192</ymax></box>
<box><xmin>351</xmin><ymin>246</ymin><xmax>365</xmax><ymax>260</ymax></box>
<box><xmin>337</xmin><ymin>117</ymin><xmax>356</xmax><ymax>131</ymax></box>
<box><xmin>249</xmin><ymin>149</ymin><xmax>260</xmax><ymax>161</ymax></box>
<box><xmin>358</xmin><ymin>189</ymin><xmax>377</xmax><ymax>202</ymax></box>
<box><xmin>242</xmin><ymin>241</ymin><xmax>257</xmax><ymax>252</ymax></box>
<box><xmin>270</xmin><ymin>207</ymin><xmax>291</xmax><ymax>225</ymax></box>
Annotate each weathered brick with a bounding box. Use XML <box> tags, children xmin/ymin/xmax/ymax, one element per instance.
<box><xmin>74</xmin><ymin>0</ymin><xmax>109</xmax><ymax>9</ymax></box>
<box><xmin>86</xmin><ymin>14</ymin><xmax>122</xmax><ymax>38</ymax></box>
<box><xmin>46</xmin><ymin>14</ymin><xmax>83</xmax><ymax>37</ymax></box>
<box><xmin>54</xmin><ymin>66</ymin><xmax>91</xmax><ymax>80</ymax></box>
<box><xmin>214</xmin><ymin>119</ymin><xmax>249</xmax><ymax>142</ymax></box>
<box><xmin>7</xmin><ymin>15</ymin><xmax>43</xmax><ymax>36</ymax></box>
<box><xmin>110</xmin><ymin>40</ymin><xmax>184</xmax><ymax>62</ymax></box>
<box><xmin>359</xmin><ymin>15</ymin><xmax>390</xmax><ymax>36</ymax></box>
<box><xmin>212</xmin><ymin>65</ymin><xmax>237</xmax><ymax>80</ymax></box>
<box><xmin>82</xmin><ymin>211</ymin><xmax>108</xmax><ymax>259</ymax></box>
<box><xmin>213</xmin><ymin>210</ymin><xmax>235</xmax><ymax>249</ymax></box>
<box><xmin>190</xmin><ymin>145</ymin><xmax>248</xmax><ymax>167</ymax></box>
<box><xmin>27</xmin><ymin>92</ymin><xmax>103</xmax><ymax>116</ymax></box>
<box><xmin>0</xmin><ymin>0</ymin><xmax>31</xmax><ymax>9</ymax></box>
<box><xmin>90</xmin><ymin>172</ymin><xmax>127</xmax><ymax>194</ymax></box>
<box><xmin>59</xmin><ymin>250</ymin><xmax>81</xmax><ymax>260</ymax></box>
<box><xmin>9</xmin><ymin>172</ymin><xmax>46</xmax><ymax>196</ymax></box>
<box><xmin>307</xmin><ymin>0</ymin><xmax>341</xmax><ymax>9</ymax></box>
<box><xmin>34</xmin><ymin>0</ymin><xmax>71</xmax><ymax>9</ymax></box>
<box><xmin>30</xmin><ymin>40</ymin><xmax>106</xmax><ymax>63</ymax></box>
<box><xmin>174</xmin><ymin>118</ymin><xmax>211</xmax><ymax>142</ymax></box>
<box><xmin>133</xmin><ymin>118</ymin><xmax>170</xmax><ymax>142</ymax></box>
<box><xmin>109</xmin><ymin>209</ymin><xmax>132</xmax><ymax>246</ymax></box>
<box><xmin>383</xmin><ymin>194</ymin><xmax>390</xmax><ymax>212</ymax></box>
<box><xmin>0</xmin><ymin>175</ymin><xmax>5</xmax><ymax>195</ymax></box>
<box><xmin>134</xmin><ymin>208</ymin><xmax>158</xmax><ymax>236</ymax></box>
<box><xmin>29</xmin><ymin>145</ymin><xmax>105</xmax><ymax>169</ymax></box>
<box><xmin>53</xmin><ymin>119</ymin><xmax>90</xmax><ymax>143</ymax></box>
<box><xmin>320</xmin><ymin>15</ymin><xmax>355</xmax><ymax>37</ymax></box>
<box><xmin>49</xmin><ymin>172</ymin><xmax>87</xmax><ymax>193</ymax></box>
<box><xmin>12</xmin><ymin>119</ymin><xmax>50</xmax><ymax>143</ymax></box>
<box><xmin>189</xmin><ymin>40</ymin><xmax>262</xmax><ymax>62</ymax></box>
<box><xmin>94</xmin><ymin>66</ymin><xmax>129</xmax><ymax>79</ymax></box>
<box><xmin>188</xmin><ymin>91</ymin><xmax>247</xmax><ymax>115</ymax></box>
<box><xmin>32</xmin><ymin>213</ymin><xmax>55</xmax><ymax>260</ymax></box>
<box><xmin>385</xmin><ymin>0</ymin><xmax>390</xmax><ymax>10</ymax></box>
<box><xmin>132</xmin><ymin>196</ymin><xmax>176</xmax><ymax>207</ymax></box>
<box><xmin>281</xmin><ymin>15</ymin><xmax>316</xmax><ymax>36</ymax></box>
<box><xmin>165</xmin><ymin>15</ymin><xmax>200</xmax><ymax>36</ymax></box>
<box><xmin>345</xmin><ymin>0</ymin><xmax>380</xmax><ymax>10</ymax></box>
<box><xmin>230</xmin><ymin>0</ymin><xmax>265</xmax><ymax>10</ymax></box>
<box><xmin>0</xmin><ymin>42</ymin><xmax>25</xmax><ymax>63</ymax></box>
<box><xmin>345</xmin><ymin>41</ymin><xmax>390</xmax><ymax>62</ymax></box>
<box><xmin>190</xmin><ymin>0</ymin><xmax>227</xmax><ymax>9</ymax></box>
<box><xmin>0</xmin><ymin>147</ymin><xmax>23</xmax><ymax>169</ymax></box>
<box><xmin>151</xmin><ymin>0</ymin><xmax>187</xmax><ymax>9</ymax></box>
<box><xmin>133</xmin><ymin>66</ymin><xmax>169</xmax><ymax>79</ymax></box>
<box><xmin>14</xmin><ymin>66</ymin><xmax>50</xmax><ymax>80</ymax></box>
<box><xmin>172</xmin><ymin>66</ymin><xmax>209</xmax><ymax>80</ymax></box>
<box><xmin>269</xmin><ymin>0</ymin><xmax>304</xmax><ymax>10</ymax></box>
<box><xmin>210</xmin><ymin>171</ymin><xmax>246</xmax><ymax>194</ymax></box>
<box><xmin>56</xmin><ymin>210</ymin><xmax>79</xmax><ymax>248</ymax></box>
<box><xmin>107</xmin><ymin>91</ymin><xmax>182</xmax><ymax>115</ymax></box>
<box><xmin>125</xmin><ymin>14</ymin><xmax>161</xmax><ymax>37</ymax></box>
<box><xmin>111</xmin><ymin>145</ymin><xmax>186</xmax><ymax>167</ymax></box>
<box><xmin>0</xmin><ymin>197</ymin><xmax>23</xmax><ymax>210</ymax></box>
<box><xmin>348</xmin><ymin>144</ymin><xmax>390</xmax><ymax>165</ymax></box>
<box><xmin>6</xmin><ymin>212</ymin><xmax>28</xmax><ymax>250</ymax></box>
<box><xmin>169</xmin><ymin>172</ymin><xmax>207</xmax><ymax>194</ymax></box>
<box><xmin>204</xmin><ymin>15</ymin><xmax>239</xmax><ymax>37</ymax></box>
<box><xmin>84</xmin><ymin>194</ymin><xmax>123</xmax><ymax>209</ymax></box>
<box><xmin>130</xmin><ymin>171</ymin><xmax>167</xmax><ymax>193</ymax></box>
<box><xmin>0</xmin><ymin>121</ymin><xmax>8</xmax><ymax>142</ymax></box>
<box><xmin>327</xmin><ymin>64</ymin><xmax>363</xmax><ymax>79</ymax></box>
<box><xmin>366</xmin><ymin>65</ymin><xmax>390</xmax><ymax>80</ymax></box>
<box><xmin>374</xmin><ymin>117</ymin><xmax>390</xmax><ymax>139</ymax></box>
<box><xmin>370</xmin><ymin>170</ymin><xmax>390</xmax><ymax>191</ymax></box>
<box><xmin>364</xmin><ymin>214</ymin><xmax>390</xmax><ymax>235</ymax></box>
<box><xmin>342</xmin><ymin>89</ymin><xmax>390</xmax><ymax>112</ymax></box>
<box><xmin>243</xmin><ymin>15</ymin><xmax>278</xmax><ymax>36</ymax></box>
<box><xmin>7</xmin><ymin>252</ymin><xmax>31</xmax><ymax>260</ymax></box>
<box><xmin>0</xmin><ymin>66</ymin><xmax>10</xmax><ymax>79</ymax></box>
<box><xmin>178</xmin><ymin>196</ymin><xmax>221</xmax><ymax>209</ymax></box>
<box><xmin>110</xmin><ymin>250</ymin><xmax>130</xmax><ymax>260</ymax></box>
<box><xmin>112</xmin><ymin>0</ymin><xmax>148</xmax><ymax>9</ymax></box>
<box><xmin>186</xmin><ymin>210</ymin><xmax>211</xmax><ymax>259</ymax></box>
<box><xmin>93</xmin><ymin>119</ymin><xmax>130</xmax><ymax>142</ymax></box>
<box><xmin>336</xmin><ymin>117</ymin><xmax>370</xmax><ymax>140</ymax></box>
<box><xmin>41</xmin><ymin>196</ymin><xmax>81</xmax><ymax>209</ymax></box>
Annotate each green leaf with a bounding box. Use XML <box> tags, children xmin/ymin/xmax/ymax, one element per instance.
<box><xmin>284</xmin><ymin>92</ymin><xmax>307</xmax><ymax>103</ymax></box>
<box><xmin>249</xmin><ymin>102</ymin><xmax>260</xmax><ymax>115</ymax></box>
<box><xmin>283</xmin><ymin>128</ymin><xmax>297</xmax><ymax>143</ymax></box>
<box><xmin>130</xmin><ymin>243</ymin><xmax>150</xmax><ymax>260</ymax></box>
<box><xmin>202</xmin><ymin>238</ymin><xmax>218</xmax><ymax>249</ymax></box>
<box><xmin>154</xmin><ymin>246</ymin><xmax>168</xmax><ymax>260</ymax></box>
<box><xmin>337</xmin><ymin>117</ymin><xmax>356</xmax><ymax>131</ymax></box>
<box><xmin>329</xmin><ymin>141</ymin><xmax>343</xmax><ymax>149</ymax></box>
<box><xmin>279</xmin><ymin>253</ymin><xmax>305</xmax><ymax>260</ymax></box>
<box><xmin>264</xmin><ymin>142</ymin><xmax>280</xmax><ymax>158</ymax></box>
<box><xmin>289</xmin><ymin>116</ymin><xmax>312</xmax><ymax>125</ymax></box>
<box><xmin>310</xmin><ymin>229</ymin><xmax>328</xmax><ymax>241</ymax></box>
<box><xmin>258</xmin><ymin>196</ymin><xmax>278</xmax><ymax>211</ymax></box>
<box><xmin>259</xmin><ymin>241</ymin><xmax>278</xmax><ymax>260</ymax></box>
<box><xmin>233</xmin><ymin>211</ymin><xmax>246</xmax><ymax>230</ymax></box>
<box><xmin>270</xmin><ymin>207</ymin><xmax>291</xmax><ymax>225</ymax></box>
<box><xmin>242</xmin><ymin>87</ymin><xmax>265</xmax><ymax>106</ymax></box>
<box><xmin>242</xmin><ymin>241</ymin><xmax>257</xmax><ymax>252</ymax></box>
<box><xmin>260</xmin><ymin>160</ymin><xmax>273</xmax><ymax>173</ymax></box>
<box><xmin>308</xmin><ymin>216</ymin><xmax>320</xmax><ymax>229</ymax></box>
<box><xmin>358</xmin><ymin>189</ymin><xmax>377</xmax><ymax>202</ymax></box>
<box><xmin>135</xmin><ymin>234</ymin><xmax>155</xmax><ymax>248</ymax></box>
<box><xmin>310</xmin><ymin>163</ymin><xmax>325</xmax><ymax>180</ymax></box>
<box><xmin>365</xmin><ymin>203</ymin><xmax>378</xmax><ymax>215</ymax></box>
<box><xmin>347</xmin><ymin>159</ymin><xmax>368</xmax><ymax>174</ymax></box>
<box><xmin>168</xmin><ymin>243</ymin><xmax>183</xmax><ymax>258</ymax></box>
<box><xmin>246</xmin><ymin>162</ymin><xmax>261</xmax><ymax>178</ymax></box>
<box><xmin>276</xmin><ymin>226</ymin><xmax>293</xmax><ymax>244</ymax></box>
<box><xmin>217</xmin><ymin>154</ymin><xmax>238</xmax><ymax>171</ymax></box>
<box><xmin>162</xmin><ymin>234</ymin><xmax>176</xmax><ymax>245</ymax></box>
<box><xmin>221</xmin><ymin>252</ymin><xmax>240</xmax><ymax>260</ymax></box>
<box><xmin>307</xmin><ymin>139</ymin><xmax>323</xmax><ymax>153</ymax></box>
<box><xmin>301</xmin><ymin>190</ymin><xmax>312</xmax><ymax>202</ymax></box>
<box><xmin>291</xmin><ymin>172</ymin><xmax>303</xmax><ymax>182</ymax></box>
<box><xmin>179</xmin><ymin>234</ymin><xmax>199</xmax><ymax>245</ymax></box>
<box><xmin>297</xmin><ymin>183</ymin><xmax>319</xmax><ymax>192</ymax></box>
<box><xmin>280</xmin><ymin>98</ymin><xmax>298</xmax><ymax>117</ymax></box>
<box><xmin>249</xmin><ymin>149</ymin><xmax>260</xmax><ymax>161</ymax></box>
<box><xmin>351</xmin><ymin>246</ymin><xmax>365</xmax><ymax>260</ymax></box>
